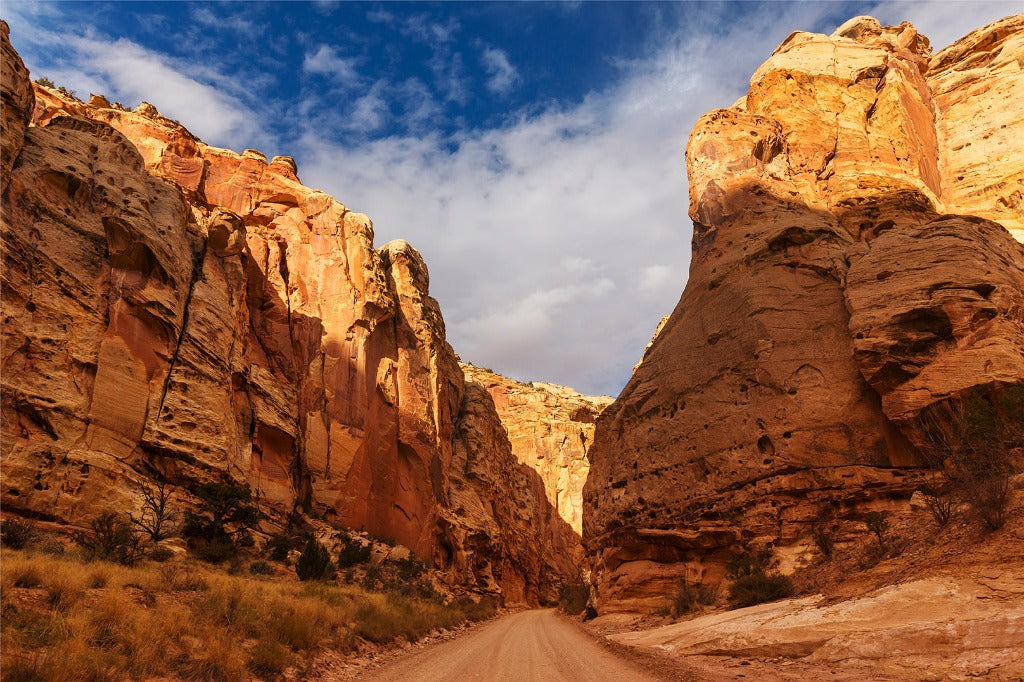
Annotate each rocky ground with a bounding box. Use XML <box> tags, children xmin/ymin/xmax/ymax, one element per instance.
<box><xmin>586</xmin><ymin>478</ymin><xmax>1024</xmax><ymax>680</ymax></box>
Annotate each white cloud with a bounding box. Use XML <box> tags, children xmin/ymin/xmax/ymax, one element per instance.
<box><xmin>67</xmin><ymin>36</ymin><xmax>257</xmax><ymax>147</ymax></box>
<box><xmin>865</xmin><ymin>1</ymin><xmax>1020</xmax><ymax>50</ymax></box>
<box><xmin>4</xmin><ymin>10</ymin><xmax>258</xmax><ymax>150</ymax></box>
<box><xmin>303</xmin><ymin>45</ymin><xmax>360</xmax><ymax>86</ymax></box>
<box><xmin>293</xmin><ymin>2</ymin><xmax>862</xmax><ymax>396</ymax></box>
<box><xmin>348</xmin><ymin>81</ymin><xmax>389</xmax><ymax>133</ymax></box>
<box><xmin>481</xmin><ymin>46</ymin><xmax>520</xmax><ymax>95</ymax></box>
<box><xmin>638</xmin><ymin>265</ymin><xmax>677</xmax><ymax>294</ymax></box>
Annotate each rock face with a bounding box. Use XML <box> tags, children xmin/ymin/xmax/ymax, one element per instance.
<box><xmin>611</xmin><ymin>575</ymin><xmax>1024</xmax><ymax>679</ymax></box>
<box><xmin>584</xmin><ymin>15</ymin><xmax>1024</xmax><ymax>613</ymax></box>
<box><xmin>461</xmin><ymin>364</ymin><xmax>612</xmax><ymax>567</ymax></box>
<box><xmin>0</xmin><ymin>27</ymin><xmax>573</xmax><ymax>603</ymax></box>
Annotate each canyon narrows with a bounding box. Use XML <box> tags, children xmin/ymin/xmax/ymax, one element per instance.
<box><xmin>2</xmin><ymin>10</ymin><xmax>1024</xmax><ymax>680</ymax></box>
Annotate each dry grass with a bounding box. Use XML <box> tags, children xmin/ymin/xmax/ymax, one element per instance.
<box><xmin>1</xmin><ymin>548</ymin><xmax>496</xmax><ymax>680</ymax></box>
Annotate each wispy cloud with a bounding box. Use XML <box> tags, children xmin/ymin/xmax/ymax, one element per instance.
<box><xmin>481</xmin><ymin>46</ymin><xmax>520</xmax><ymax>95</ymax></box>
<box><xmin>303</xmin><ymin>44</ymin><xmax>361</xmax><ymax>87</ymax></box>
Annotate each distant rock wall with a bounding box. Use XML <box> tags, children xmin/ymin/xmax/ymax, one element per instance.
<box><xmin>0</xmin><ymin>25</ymin><xmax>575</xmax><ymax>604</ymax></box>
<box><xmin>461</xmin><ymin>364</ymin><xmax>612</xmax><ymax>568</ymax></box>
<box><xmin>584</xmin><ymin>15</ymin><xmax>1024</xmax><ymax>613</ymax></box>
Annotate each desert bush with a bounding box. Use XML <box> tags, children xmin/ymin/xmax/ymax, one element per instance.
<box><xmin>727</xmin><ymin>572</ymin><xmax>794</xmax><ymax>608</ymax></box>
<box><xmin>361</xmin><ymin>564</ymin><xmax>382</xmax><ymax>591</ymax></box>
<box><xmin>918</xmin><ymin>387</ymin><xmax>1022</xmax><ymax>531</ymax></box>
<box><xmin>921</xmin><ymin>483</ymin><xmax>954</xmax><ymax>526</ymax></box>
<box><xmin>10</xmin><ymin>563</ymin><xmax>45</xmax><ymax>589</ymax></box>
<box><xmin>130</xmin><ymin>480</ymin><xmax>178</xmax><ymax>542</ymax></box>
<box><xmin>147</xmin><ymin>545</ymin><xmax>175</xmax><ymax>562</ymax></box>
<box><xmin>73</xmin><ymin>512</ymin><xmax>145</xmax><ymax>565</ymax></box>
<box><xmin>337</xmin><ymin>537</ymin><xmax>371</xmax><ymax>568</ymax></box>
<box><xmin>810</xmin><ymin>522</ymin><xmax>834</xmax><ymax>559</ymax></box>
<box><xmin>558</xmin><ymin>582</ymin><xmax>589</xmax><ymax>615</ymax></box>
<box><xmin>670</xmin><ymin>579</ymin><xmax>717</xmax><ymax>617</ymax></box>
<box><xmin>249</xmin><ymin>636</ymin><xmax>289</xmax><ymax>676</ymax></box>
<box><xmin>33</xmin><ymin>76</ymin><xmax>55</xmax><ymax>88</ymax></box>
<box><xmin>249</xmin><ymin>560</ymin><xmax>273</xmax><ymax>576</ymax></box>
<box><xmin>726</xmin><ymin>548</ymin><xmax>792</xmax><ymax>608</ymax></box>
<box><xmin>725</xmin><ymin>548</ymin><xmax>773</xmax><ymax>579</ymax></box>
<box><xmin>864</xmin><ymin>511</ymin><xmax>890</xmax><ymax>552</ymax></box>
<box><xmin>264</xmin><ymin>533</ymin><xmax>297</xmax><ymax>563</ymax></box>
<box><xmin>394</xmin><ymin>553</ymin><xmax>426</xmax><ymax>580</ymax></box>
<box><xmin>1</xmin><ymin>547</ymin><xmax>486</xmax><ymax>681</ymax></box>
<box><xmin>1</xmin><ymin>518</ymin><xmax>37</xmax><ymax>549</ymax></box>
<box><xmin>296</xmin><ymin>536</ymin><xmax>334</xmax><ymax>581</ymax></box>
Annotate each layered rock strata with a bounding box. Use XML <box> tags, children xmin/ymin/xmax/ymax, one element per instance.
<box><xmin>584</xmin><ymin>15</ymin><xmax>1024</xmax><ymax>613</ymax></box>
<box><xmin>0</xmin><ymin>26</ymin><xmax>571</xmax><ymax>602</ymax></box>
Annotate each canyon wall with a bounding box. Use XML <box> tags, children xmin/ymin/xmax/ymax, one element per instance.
<box><xmin>0</xmin><ymin>25</ymin><xmax>570</xmax><ymax>603</ymax></box>
<box><xmin>462</xmin><ymin>364</ymin><xmax>612</xmax><ymax>568</ymax></box>
<box><xmin>584</xmin><ymin>15</ymin><xmax>1024</xmax><ymax>613</ymax></box>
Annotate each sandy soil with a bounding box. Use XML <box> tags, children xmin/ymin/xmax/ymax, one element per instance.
<box><xmin>349</xmin><ymin>608</ymin><xmax>671</xmax><ymax>681</ymax></box>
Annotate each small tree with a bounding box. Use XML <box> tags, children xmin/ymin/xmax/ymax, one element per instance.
<box><xmin>33</xmin><ymin>77</ymin><xmax>55</xmax><ymax>88</ymax></box>
<box><xmin>182</xmin><ymin>482</ymin><xmax>260</xmax><ymax>562</ymax></box>
<box><xmin>74</xmin><ymin>512</ymin><xmax>145</xmax><ymax>565</ymax></box>
<box><xmin>130</xmin><ymin>480</ymin><xmax>178</xmax><ymax>542</ymax></box>
<box><xmin>296</xmin><ymin>536</ymin><xmax>333</xmax><ymax>581</ymax></box>
<box><xmin>864</xmin><ymin>511</ymin><xmax>889</xmax><ymax>552</ymax></box>
<box><xmin>183</xmin><ymin>482</ymin><xmax>260</xmax><ymax>544</ymax></box>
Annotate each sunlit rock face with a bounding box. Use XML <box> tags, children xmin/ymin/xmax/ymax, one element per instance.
<box><xmin>461</xmin><ymin>364</ymin><xmax>612</xmax><ymax>568</ymax></box>
<box><xmin>0</xmin><ymin>26</ymin><xmax>580</xmax><ymax>604</ymax></box>
<box><xmin>584</xmin><ymin>15</ymin><xmax>1024</xmax><ymax>614</ymax></box>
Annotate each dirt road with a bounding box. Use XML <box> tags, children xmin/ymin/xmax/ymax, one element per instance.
<box><xmin>356</xmin><ymin>609</ymin><xmax>662</xmax><ymax>681</ymax></box>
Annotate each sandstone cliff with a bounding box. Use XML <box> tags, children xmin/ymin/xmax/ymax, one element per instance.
<box><xmin>584</xmin><ymin>15</ymin><xmax>1024</xmax><ymax>613</ymax></box>
<box><xmin>461</xmin><ymin>364</ymin><xmax>612</xmax><ymax>568</ymax></box>
<box><xmin>0</xmin><ymin>25</ymin><xmax>572</xmax><ymax>603</ymax></box>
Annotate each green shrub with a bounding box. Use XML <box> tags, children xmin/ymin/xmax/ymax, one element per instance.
<box><xmin>73</xmin><ymin>512</ymin><xmax>144</xmax><ymax>565</ymax></box>
<box><xmin>264</xmin><ymin>533</ymin><xmax>296</xmax><ymax>563</ymax></box>
<box><xmin>728</xmin><ymin>572</ymin><xmax>793</xmax><ymax>608</ymax></box>
<box><xmin>1</xmin><ymin>518</ymin><xmax>37</xmax><ymax>549</ymax></box>
<box><xmin>336</xmin><ymin>536</ymin><xmax>371</xmax><ymax>568</ymax></box>
<box><xmin>249</xmin><ymin>560</ymin><xmax>273</xmax><ymax>576</ymax></box>
<box><xmin>394</xmin><ymin>553</ymin><xmax>425</xmax><ymax>581</ymax></box>
<box><xmin>725</xmin><ymin>548</ymin><xmax>772</xmax><ymax>579</ymax></box>
<box><xmin>296</xmin><ymin>537</ymin><xmax>333</xmax><ymax>581</ymax></box>
<box><xmin>33</xmin><ymin>77</ymin><xmax>55</xmax><ymax>88</ymax></box>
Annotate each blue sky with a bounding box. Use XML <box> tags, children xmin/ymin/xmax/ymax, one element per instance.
<box><xmin>4</xmin><ymin>1</ymin><xmax>1019</xmax><ymax>395</ymax></box>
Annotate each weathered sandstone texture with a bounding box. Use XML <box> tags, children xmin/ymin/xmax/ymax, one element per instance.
<box><xmin>0</xmin><ymin>27</ymin><xmax>571</xmax><ymax>603</ymax></box>
<box><xmin>461</xmin><ymin>364</ymin><xmax>612</xmax><ymax>567</ymax></box>
<box><xmin>611</xmin><ymin>575</ymin><xmax>1024</xmax><ymax>679</ymax></box>
<box><xmin>584</xmin><ymin>15</ymin><xmax>1024</xmax><ymax>613</ymax></box>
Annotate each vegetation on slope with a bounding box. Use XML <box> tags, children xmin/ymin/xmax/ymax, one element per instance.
<box><xmin>0</xmin><ymin>547</ymin><xmax>495</xmax><ymax>681</ymax></box>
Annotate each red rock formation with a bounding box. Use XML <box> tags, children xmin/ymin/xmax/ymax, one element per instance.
<box><xmin>584</xmin><ymin>15</ymin><xmax>1024</xmax><ymax>613</ymax></box>
<box><xmin>461</xmin><ymin>364</ymin><xmax>611</xmax><ymax>567</ymax></box>
<box><xmin>0</xmin><ymin>27</ymin><xmax>575</xmax><ymax>602</ymax></box>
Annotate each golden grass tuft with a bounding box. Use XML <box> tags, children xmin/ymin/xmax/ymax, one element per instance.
<box><xmin>1</xmin><ymin>547</ymin><xmax>496</xmax><ymax>678</ymax></box>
